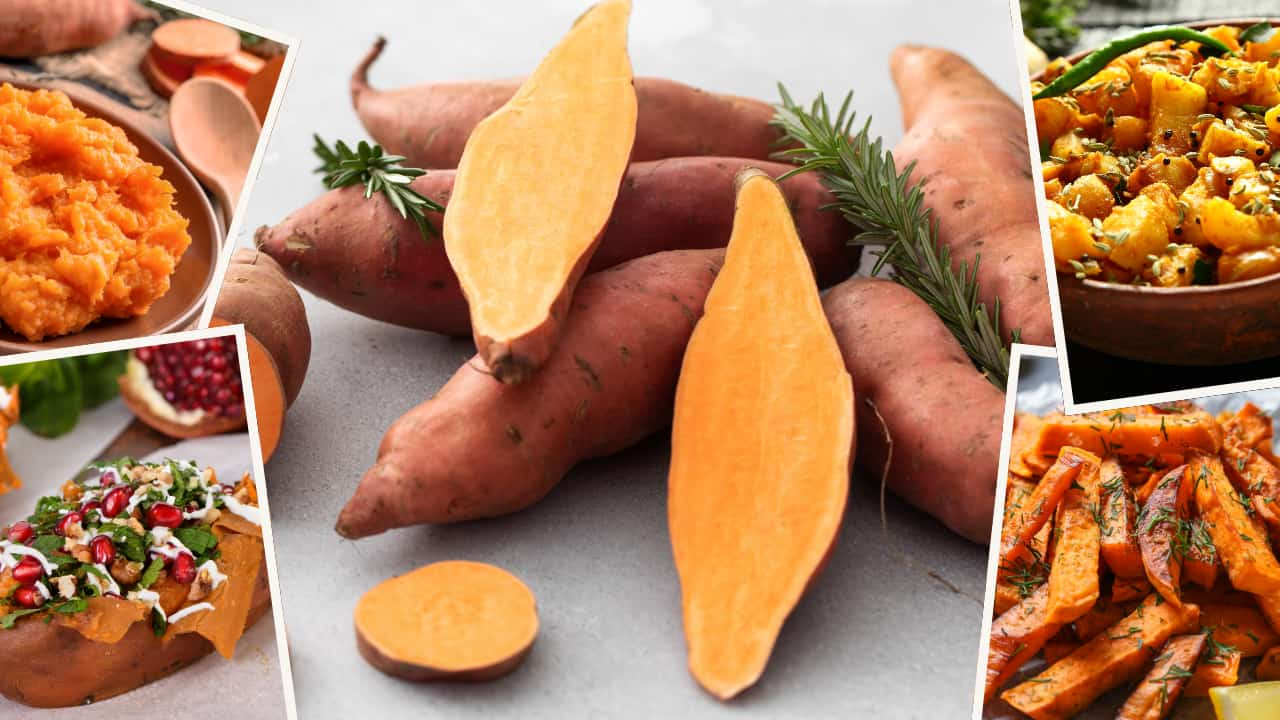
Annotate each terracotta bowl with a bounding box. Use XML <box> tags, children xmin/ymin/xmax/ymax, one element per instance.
<box><xmin>0</xmin><ymin>80</ymin><xmax>221</xmax><ymax>354</ymax></box>
<box><xmin>1038</xmin><ymin>18</ymin><xmax>1280</xmax><ymax>366</ymax></box>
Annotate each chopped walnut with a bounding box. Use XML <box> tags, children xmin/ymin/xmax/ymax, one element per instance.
<box><xmin>69</xmin><ymin>544</ymin><xmax>91</xmax><ymax>563</ymax></box>
<box><xmin>111</xmin><ymin>558</ymin><xmax>143</xmax><ymax>585</ymax></box>
<box><xmin>55</xmin><ymin>575</ymin><xmax>76</xmax><ymax>599</ymax></box>
<box><xmin>60</xmin><ymin>480</ymin><xmax>83</xmax><ymax>502</ymax></box>
<box><xmin>62</xmin><ymin>520</ymin><xmax>85</xmax><ymax>541</ymax></box>
<box><xmin>201</xmin><ymin>508</ymin><xmax>222</xmax><ymax>526</ymax></box>
<box><xmin>187</xmin><ymin>568</ymin><xmax>214</xmax><ymax>603</ymax></box>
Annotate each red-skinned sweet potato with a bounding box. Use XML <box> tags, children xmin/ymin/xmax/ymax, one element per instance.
<box><xmin>890</xmin><ymin>46</ymin><xmax>1052</xmax><ymax>346</ymax></box>
<box><xmin>821</xmin><ymin>277</ymin><xmax>1004</xmax><ymax>543</ymax></box>
<box><xmin>254</xmin><ymin>158</ymin><xmax>853</xmax><ymax>334</ymax></box>
<box><xmin>350</xmin><ymin>37</ymin><xmax>781</xmax><ymax>170</ymax></box>
<box><xmin>0</xmin><ymin>0</ymin><xmax>156</xmax><ymax>58</ymax></box>
<box><xmin>335</xmin><ymin>249</ymin><xmax>723</xmax><ymax>538</ymax></box>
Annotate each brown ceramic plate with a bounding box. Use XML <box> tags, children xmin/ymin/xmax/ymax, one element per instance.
<box><xmin>0</xmin><ymin>80</ymin><xmax>221</xmax><ymax>354</ymax></box>
<box><xmin>1038</xmin><ymin>18</ymin><xmax>1280</xmax><ymax>366</ymax></box>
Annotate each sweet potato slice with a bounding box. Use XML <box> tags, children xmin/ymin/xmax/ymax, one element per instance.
<box><xmin>1001</xmin><ymin>594</ymin><xmax>1201</xmax><ymax>720</ymax></box>
<box><xmin>1184</xmin><ymin>644</ymin><xmax>1241</xmax><ymax>697</ymax></box>
<box><xmin>1137</xmin><ymin>465</ymin><xmax>1192</xmax><ymax>606</ymax></box>
<box><xmin>995</xmin><ymin>477</ymin><xmax>1051</xmax><ymax>614</ymax></box>
<box><xmin>1099</xmin><ymin>458</ymin><xmax>1145</xmax><ymax>579</ymax></box>
<box><xmin>1223</xmin><ymin>443</ymin><xmax>1280</xmax><ymax>536</ymax></box>
<box><xmin>443</xmin><ymin>0</ymin><xmax>638</xmax><ymax>383</ymax></box>
<box><xmin>1190</xmin><ymin>451</ymin><xmax>1280</xmax><ymax>594</ymax></box>
<box><xmin>1044</xmin><ymin>454</ymin><xmax>1102</xmax><ymax>624</ymax></box>
<box><xmin>1116</xmin><ymin>633</ymin><xmax>1206</xmax><ymax>720</ymax></box>
<box><xmin>354</xmin><ymin>561</ymin><xmax>538</xmax><ymax>682</ymax></box>
<box><xmin>1259</xmin><ymin>646</ymin><xmax>1280</xmax><ymax>680</ymax></box>
<box><xmin>668</xmin><ymin>170</ymin><xmax>853</xmax><ymax>701</ymax></box>
<box><xmin>985</xmin><ymin>584</ymin><xmax>1064</xmax><ymax>702</ymax></box>
<box><xmin>1000</xmin><ymin>447</ymin><xmax>1099</xmax><ymax>562</ymax></box>
<box><xmin>1182</xmin><ymin>520</ymin><xmax>1221</xmax><ymax>590</ymax></box>
<box><xmin>1199</xmin><ymin>604</ymin><xmax>1280</xmax><ymax>657</ymax></box>
<box><xmin>1034</xmin><ymin>411</ymin><xmax>1221</xmax><ymax>461</ymax></box>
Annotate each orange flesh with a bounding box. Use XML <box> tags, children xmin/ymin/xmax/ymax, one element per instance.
<box><xmin>1044</xmin><ymin>457</ymin><xmax>1101</xmax><ymax>624</ymax></box>
<box><xmin>0</xmin><ymin>83</ymin><xmax>192</xmax><ymax>340</ymax></box>
<box><xmin>443</xmin><ymin>0</ymin><xmax>637</xmax><ymax>376</ymax></box>
<box><xmin>211</xmin><ymin>320</ymin><xmax>285</xmax><ymax>462</ymax></box>
<box><xmin>668</xmin><ymin>171</ymin><xmax>853</xmax><ymax>701</ymax></box>
<box><xmin>354</xmin><ymin>561</ymin><xmax>538</xmax><ymax>674</ymax></box>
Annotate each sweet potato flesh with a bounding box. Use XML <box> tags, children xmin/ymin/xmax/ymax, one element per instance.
<box><xmin>354</xmin><ymin>561</ymin><xmax>538</xmax><ymax>681</ymax></box>
<box><xmin>668</xmin><ymin>172</ymin><xmax>853</xmax><ymax>701</ymax></box>
<box><xmin>443</xmin><ymin>0</ymin><xmax>637</xmax><ymax>380</ymax></box>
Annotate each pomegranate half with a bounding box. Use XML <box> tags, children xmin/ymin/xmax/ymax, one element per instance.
<box><xmin>119</xmin><ymin>338</ymin><xmax>246</xmax><ymax>439</ymax></box>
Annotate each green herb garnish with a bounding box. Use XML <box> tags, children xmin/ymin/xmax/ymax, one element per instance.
<box><xmin>313</xmin><ymin>136</ymin><xmax>443</xmax><ymax>241</ymax></box>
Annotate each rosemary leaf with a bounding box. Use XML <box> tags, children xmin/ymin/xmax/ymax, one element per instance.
<box><xmin>312</xmin><ymin>135</ymin><xmax>443</xmax><ymax>240</ymax></box>
<box><xmin>770</xmin><ymin>87</ymin><xmax>1013</xmax><ymax>388</ymax></box>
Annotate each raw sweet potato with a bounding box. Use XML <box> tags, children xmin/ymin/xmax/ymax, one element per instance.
<box><xmin>985</xmin><ymin>584</ymin><xmax>1063</xmax><ymax>702</ymax></box>
<box><xmin>821</xmin><ymin>276</ymin><xmax>1004</xmax><ymax>543</ymax></box>
<box><xmin>1115</xmin><ymin>633</ymin><xmax>1206</xmax><ymax>720</ymax></box>
<box><xmin>335</xmin><ymin>249</ymin><xmax>722</xmax><ymax>538</ymax></box>
<box><xmin>668</xmin><ymin>170</ymin><xmax>852</xmax><ymax>701</ymax></box>
<box><xmin>1001</xmin><ymin>594</ymin><xmax>1201</xmax><ymax>720</ymax></box>
<box><xmin>443</xmin><ymin>0</ymin><xmax>637</xmax><ymax>383</ymax></box>
<box><xmin>255</xmin><ymin>158</ymin><xmax>853</xmax><ymax>335</ymax></box>
<box><xmin>354</xmin><ymin>561</ymin><xmax>537</xmax><ymax>682</ymax></box>
<box><xmin>350</xmin><ymin>40</ymin><xmax>780</xmax><ymax>170</ymax></box>
<box><xmin>211</xmin><ymin>249</ymin><xmax>312</xmax><ymax>462</ymax></box>
<box><xmin>0</xmin><ymin>0</ymin><xmax>155</xmax><ymax>58</ymax></box>
<box><xmin>1044</xmin><ymin>454</ymin><xmax>1102</xmax><ymax>624</ymax></box>
<box><xmin>1190</xmin><ymin>451</ymin><xmax>1280</xmax><ymax>595</ymax></box>
<box><xmin>889</xmin><ymin>46</ymin><xmax>1052</xmax><ymax>345</ymax></box>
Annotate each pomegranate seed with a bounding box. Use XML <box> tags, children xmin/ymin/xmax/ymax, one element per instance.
<box><xmin>171</xmin><ymin>552</ymin><xmax>197</xmax><ymax>584</ymax></box>
<box><xmin>81</xmin><ymin>500</ymin><xmax>102</xmax><ymax>516</ymax></box>
<box><xmin>54</xmin><ymin>511</ymin><xmax>82</xmax><ymax>537</ymax></box>
<box><xmin>210</xmin><ymin>354</ymin><xmax>227</xmax><ymax>370</ymax></box>
<box><xmin>102</xmin><ymin>487</ymin><xmax>131</xmax><ymax>518</ymax></box>
<box><xmin>89</xmin><ymin>535</ymin><xmax>116</xmax><ymax>565</ymax></box>
<box><xmin>11</xmin><ymin>556</ymin><xmax>43</xmax><ymax>584</ymax></box>
<box><xmin>100</xmin><ymin>469</ymin><xmax>117</xmax><ymax>487</ymax></box>
<box><xmin>6</xmin><ymin>521</ymin><xmax>34</xmax><ymax>544</ymax></box>
<box><xmin>146</xmin><ymin>503</ymin><xmax>183</xmax><ymax>529</ymax></box>
<box><xmin>13</xmin><ymin>585</ymin><xmax>44</xmax><ymax>609</ymax></box>
<box><xmin>136</xmin><ymin>347</ymin><xmax>153</xmax><ymax>362</ymax></box>
<box><xmin>225</xmin><ymin>404</ymin><xmax>243</xmax><ymax>418</ymax></box>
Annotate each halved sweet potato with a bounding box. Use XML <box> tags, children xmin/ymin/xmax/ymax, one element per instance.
<box><xmin>668</xmin><ymin>170</ymin><xmax>853</xmax><ymax>701</ymax></box>
<box><xmin>443</xmin><ymin>0</ymin><xmax>638</xmax><ymax>383</ymax></box>
<box><xmin>354</xmin><ymin>561</ymin><xmax>538</xmax><ymax>682</ymax></box>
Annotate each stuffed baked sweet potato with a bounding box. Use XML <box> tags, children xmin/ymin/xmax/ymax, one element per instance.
<box><xmin>0</xmin><ymin>458</ymin><xmax>269</xmax><ymax>708</ymax></box>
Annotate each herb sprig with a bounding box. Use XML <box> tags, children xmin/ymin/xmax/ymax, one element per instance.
<box><xmin>313</xmin><ymin>136</ymin><xmax>444</xmax><ymax>241</ymax></box>
<box><xmin>771</xmin><ymin>88</ymin><xmax>1013</xmax><ymax>388</ymax></box>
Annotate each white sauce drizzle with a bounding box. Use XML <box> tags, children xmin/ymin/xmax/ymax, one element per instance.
<box><xmin>197</xmin><ymin>559</ymin><xmax>227</xmax><ymax>589</ymax></box>
<box><xmin>33</xmin><ymin>581</ymin><xmax>50</xmax><ymax>600</ymax></box>
<box><xmin>221</xmin><ymin>496</ymin><xmax>263</xmax><ymax>526</ymax></box>
<box><xmin>129</xmin><ymin>589</ymin><xmax>165</xmax><ymax>621</ymax></box>
<box><xmin>87</xmin><ymin>563</ymin><xmax>121</xmax><ymax>596</ymax></box>
<box><xmin>166</xmin><ymin>602</ymin><xmax>215</xmax><ymax>624</ymax></box>
<box><xmin>0</xmin><ymin>542</ymin><xmax>58</xmax><ymax>574</ymax></box>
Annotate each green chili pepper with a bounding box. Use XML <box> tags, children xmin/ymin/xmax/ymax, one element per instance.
<box><xmin>1033</xmin><ymin>25</ymin><xmax>1235</xmax><ymax>100</ymax></box>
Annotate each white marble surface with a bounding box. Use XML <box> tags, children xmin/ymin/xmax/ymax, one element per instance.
<box><xmin>192</xmin><ymin>0</ymin><xmax>1024</xmax><ymax>717</ymax></box>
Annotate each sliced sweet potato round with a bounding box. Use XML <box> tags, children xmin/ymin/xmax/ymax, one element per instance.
<box><xmin>354</xmin><ymin>561</ymin><xmax>538</xmax><ymax>682</ymax></box>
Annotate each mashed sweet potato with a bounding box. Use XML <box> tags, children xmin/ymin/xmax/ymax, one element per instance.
<box><xmin>0</xmin><ymin>83</ymin><xmax>191</xmax><ymax>341</ymax></box>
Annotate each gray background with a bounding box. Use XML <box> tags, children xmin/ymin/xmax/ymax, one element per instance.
<box><xmin>194</xmin><ymin>0</ymin><xmax>1023</xmax><ymax>717</ymax></box>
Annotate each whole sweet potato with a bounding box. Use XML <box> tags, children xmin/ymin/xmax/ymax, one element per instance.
<box><xmin>336</xmin><ymin>249</ymin><xmax>725</xmax><ymax>538</ymax></box>
<box><xmin>351</xmin><ymin>37</ymin><xmax>781</xmax><ymax>169</ymax></box>
<box><xmin>256</xmin><ymin>158</ymin><xmax>853</xmax><ymax>334</ymax></box>
<box><xmin>890</xmin><ymin>46</ymin><xmax>1052</xmax><ymax>346</ymax></box>
<box><xmin>0</xmin><ymin>0</ymin><xmax>156</xmax><ymax>58</ymax></box>
<box><xmin>823</xmin><ymin>277</ymin><xmax>1003</xmax><ymax>543</ymax></box>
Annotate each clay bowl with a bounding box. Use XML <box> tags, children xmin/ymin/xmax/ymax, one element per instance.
<box><xmin>1040</xmin><ymin>18</ymin><xmax>1280</xmax><ymax>366</ymax></box>
<box><xmin>0</xmin><ymin>80</ymin><xmax>221</xmax><ymax>354</ymax></box>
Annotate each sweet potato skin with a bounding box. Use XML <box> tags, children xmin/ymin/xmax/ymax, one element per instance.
<box><xmin>255</xmin><ymin>158</ymin><xmax>853</xmax><ymax>334</ymax></box>
<box><xmin>335</xmin><ymin>249</ymin><xmax>723</xmax><ymax>538</ymax></box>
<box><xmin>0</xmin><ymin>0</ymin><xmax>155</xmax><ymax>58</ymax></box>
<box><xmin>821</xmin><ymin>277</ymin><xmax>1003</xmax><ymax>543</ymax></box>
<box><xmin>350</xmin><ymin>37</ymin><xmax>780</xmax><ymax>169</ymax></box>
<box><xmin>890</xmin><ymin>45</ymin><xmax>1052</xmax><ymax>346</ymax></box>
<box><xmin>0</xmin><ymin>561</ymin><xmax>270</xmax><ymax>708</ymax></box>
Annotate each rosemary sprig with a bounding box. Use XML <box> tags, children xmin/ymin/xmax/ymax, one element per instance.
<box><xmin>312</xmin><ymin>135</ymin><xmax>443</xmax><ymax>240</ymax></box>
<box><xmin>771</xmin><ymin>87</ymin><xmax>1013</xmax><ymax>388</ymax></box>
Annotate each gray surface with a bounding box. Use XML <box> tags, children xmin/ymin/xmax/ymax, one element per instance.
<box><xmin>193</xmin><ymin>0</ymin><xmax>1023</xmax><ymax>717</ymax></box>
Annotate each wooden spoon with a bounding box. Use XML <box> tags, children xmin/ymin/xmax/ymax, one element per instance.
<box><xmin>169</xmin><ymin>77</ymin><xmax>261</xmax><ymax>222</ymax></box>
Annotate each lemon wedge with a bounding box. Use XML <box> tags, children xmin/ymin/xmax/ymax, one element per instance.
<box><xmin>1211</xmin><ymin>682</ymin><xmax>1280</xmax><ymax>719</ymax></box>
